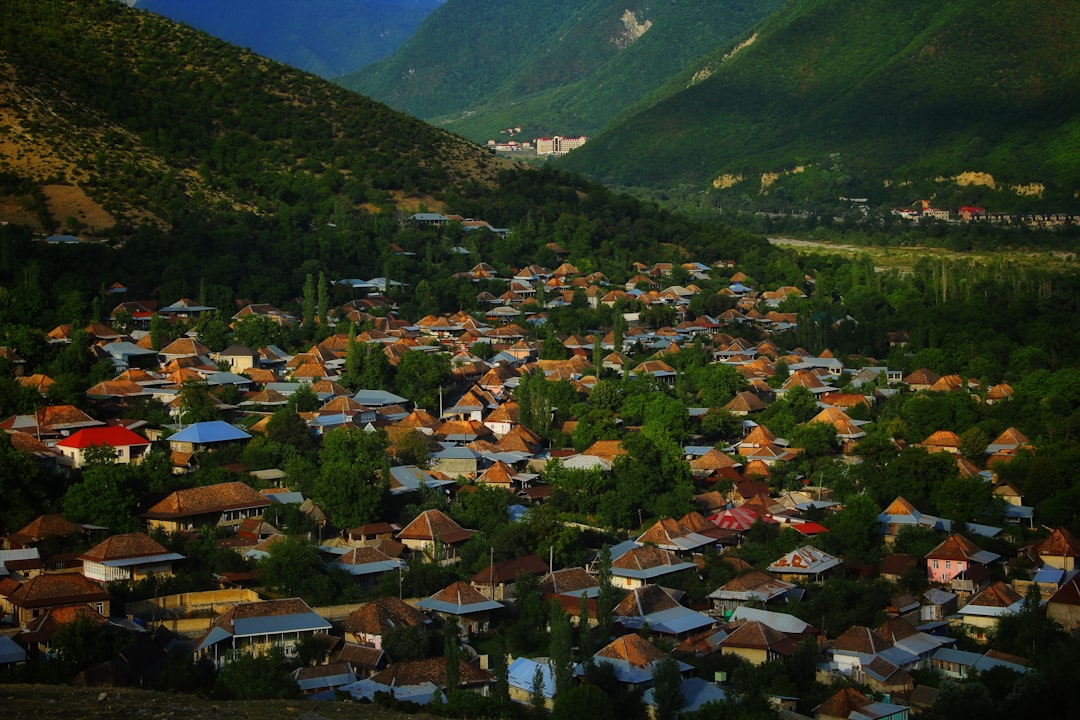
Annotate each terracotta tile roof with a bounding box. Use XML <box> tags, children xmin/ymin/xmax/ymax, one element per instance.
<box><xmin>396</xmin><ymin>509</ymin><xmax>474</xmax><ymax>544</ymax></box>
<box><xmin>540</xmin><ymin>567</ymin><xmax>598</xmax><ymax>595</ymax></box>
<box><xmin>80</xmin><ymin>532</ymin><xmax>170</xmax><ymax>562</ymax></box>
<box><xmin>212</xmin><ymin>598</ymin><xmax>320</xmax><ymax>632</ymax></box>
<box><xmin>429</xmin><ymin>580</ymin><xmax>494</xmax><ymax>607</ymax></box>
<box><xmin>721</xmin><ymin>620</ymin><xmax>798</xmax><ymax>655</ymax></box>
<box><xmin>919</xmin><ymin>429</ymin><xmax>961</xmax><ymax>450</ymax></box>
<box><xmin>477</xmin><ymin>460</ymin><xmax>516</xmax><ymax>486</ymax></box>
<box><xmin>876</xmin><ymin>616</ymin><xmax>919</xmax><ymax>643</ymax></box>
<box><xmin>903</xmin><ymin>368</ymin><xmax>940</xmax><ymax>386</ymax></box>
<box><xmin>582</xmin><ymin>440</ymin><xmax>627</xmax><ymax>462</ymax></box>
<box><xmin>470</xmin><ymin>555</ymin><xmax>549</xmax><ymax>586</ymax></box>
<box><xmin>13</xmin><ymin>514</ymin><xmax>82</xmax><ymax>542</ymax></box>
<box><xmin>343</xmin><ymin>596</ymin><xmax>427</xmax><ymax>636</ymax></box>
<box><xmin>815</xmin><ymin>687</ymin><xmax>872</xmax><ymax>718</ymax></box>
<box><xmin>1039</xmin><ymin>527</ymin><xmax>1080</xmax><ymax>558</ymax></box>
<box><xmin>926</xmin><ymin>534</ymin><xmax>984</xmax><ymax>562</ymax></box>
<box><xmin>22</xmin><ymin>604</ymin><xmax>109</xmax><ymax>641</ymax></box>
<box><xmin>967</xmin><ymin>581</ymin><xmax>1021</xmax><ymax>608</ymax></box>
<box><xmin>144</xmin><ymin>481</ymin><xmax>269</xmax><ymax>519</ymax></box>
<box><xmin>612</xmin><ymin>545</ymin><xmax>684</xmax><ymax>572</ymax></box>
<box><xmin>595</xmin><ymin>633</ymin><xmax>668</xmax><ymax>668</ymax></box>
<box><xmin>883</xmin><ymin>496</ymin><xmax>918</xmax><ymax>516</ymax></box>
<box><xmin>9</xmin><ymin>573</ymin><xmax>111</xmax><ymax>608</ymax></box>
<box><xmin>832</xmin><ymin>625</ymin><xmax>893</xmax><ymax>655</ymax></box>
<box><xmin>614</xmin><ymin>585</ymin><xmax>681</xmax><ymax>617</ymax></box>
<box><xmin>370</xmin><ymin>657</ymin><xmax>492</xmax><ymax>689</ymax></box>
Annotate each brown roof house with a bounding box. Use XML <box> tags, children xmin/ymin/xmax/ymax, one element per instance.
<box><xmin>719</xmin><ymin>620</ymin><xmax>799</xmax><ymax>665</ymax></box>
<box><xmin>588</xmin><ymin>633</ymin><xmax>692</xmax><ymax>689</ymax></box>
<box><xmin>144</xmin><ymin>481</ymin><xmax>270</xmax><ymax>533</ymax></box>
<box><xmin>1047</xmin><ymin>573</ymin><xmax>1080</xmax><ymax>631</ymax></box>
<box><xmin>396</xmin><ymin>509</ymin><xmax>475</xmax><ymax>564</ymax></box>
<box><xmin>814</xmin><ymin>686</ymin><xmax>910</xmax><ymax>720</ymax></box>
<box><xmin>1035</xmin><ymin>527</ymin><xmax>1080</xmax><ymax>572</ymax></box>
<box><xmin>417</xmin><ymin>580</ymin><xmax>503</xmax><ymax>636</ymax></box>
<box><xmin>8</xmin><ymin>573</ymin><xmax>111</xmax><ymax>626</ymax></box>
<box><xmin>610</xmin><ymin>545</ymin><xmax>697</xmax><ymax>590</ymax></box>
<box><xmin>79</xmin><ymin>532</ymin><xmax>184</xmax><ymax>584</ymax></box>
<box><xmin>469</xmin><ymin>554</ymin><xmax>549</xmax><ymax>602</ymax></box>
<box><xmin>956</xmin><ymin>581</ymin><xmax>1024</xmax><ymax>642</ymax></box>
<box><xmin>194</xmin><ymin>598</ymin><xmax>331</xmax><ymax>668</ymax></box>
<box><xmin>707</xmin><ymin>570</ymin><xmax>795</xmax><ymax>620</ymax></box>
<box><xmin>342</xmin><ymin>596</ymin><xmax>428</xmax><ymax>650</ymax></box>
<box><xmin>925</xmin><ymin>534</ymin><xmax>999</xmax><ymax>586</ymax></box>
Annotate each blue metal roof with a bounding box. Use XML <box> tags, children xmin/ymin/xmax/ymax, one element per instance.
<box><xmin>507</xmin><ymin>657</ymin><xmax>554</xmax><ymax>698</ymax></box>
<box><xmin>232</xmin><ymin>611</ymin><xmax>331</xmax><ymax>638</ymax></box>
<box><xmin>169</xmin><ymin>421</ymin><xmax>251</xmax><ymax>444</ymax></box>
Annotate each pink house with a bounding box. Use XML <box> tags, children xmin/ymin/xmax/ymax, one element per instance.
<box><xmin>925</xmin><ymin>534</ymin><xmax>1000</xmax><ymax>584</ymax></box>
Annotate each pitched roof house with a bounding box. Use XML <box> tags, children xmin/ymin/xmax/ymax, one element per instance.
<box><xmin>54</xmin><ymin>426</ymin><xmax>151</xmax><ymax>468</ymax></box>
<box><xmin>925</xmin><ymin>534</ymin><xmax>999</xmax><ymax>585</ymax></box>
<box><xmin>144</xmin><ymin>481</ymin><xmax>270</xmax><ymax>533</ymax></box>
<box><xmin>396</xmin><ymin>509</ymin><xmax>475</xmax><ymax>562</ymax></box>
<box><xmin>8</xmin><ymin>573</ymin><xmax>111</xmax><ymax>626</ymax></box>
<box><xmin>416</xmin><ymin>580</ymin><xmax>503</xmax><ymax>635</ymax></box>
<box><xmin>195</xmin><ymin>598</ymin><xmax>331</xmax><ymax>668</ymax></box>
<box><xmin>342</xmin><ymin>596</ymin><xmax>428</xmax><ymax>649</ymax></box>
<box><xmin>79</xmin><ymin>532</ymin><xmax>184</xmax><ymax>584</ymax></box>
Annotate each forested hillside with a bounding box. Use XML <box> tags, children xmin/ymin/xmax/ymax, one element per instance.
<box><xmin>559</xmin><ymin>0</ymin><xmax>1080</xmax><ymax>212</ymax></box>
<box><xmin>0</xmin><ymin>0</ymin><xmax>507</xmax><ymax>234</ymax></box>
<box><xmin>134</xmin><ymin>0</ymin><xmax>445</xmax><ymax>78</ymax></box>
<box><xmin>340</xmin><ymin>0</ymin><xmax>783</xmax><ymax>141</ymax></box>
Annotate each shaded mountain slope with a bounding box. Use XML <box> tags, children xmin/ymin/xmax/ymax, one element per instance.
<box><xmin>558</xmin><ymin>0</ymin><xmax>1080</xmax><ymax>210</ymax></box>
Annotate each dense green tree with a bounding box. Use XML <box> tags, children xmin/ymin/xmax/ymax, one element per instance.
<box><xmin>62</xmin><ymin>446</ymin><xmax>141</xmax><ymax>532</ymax></box>
<box><xmin>549</xmin><ymin>602</ymin><xmax>575</xmax><ymax>696</ymax></box>
<box><xmin>212</xmin><ymin>647</ymin><xmax>300</xmax><ymax>700</ymax></box>
<box><xmin>651</xmin><ymin>657</ymin><xmax>685</xmax><ymax>720</ymax></box>
<box><xmin>395</xmin><ymin>349</ymin><xmax>450</xmax><ymax>410</ymax></box>
<box><xmin>315</xmin><ymin>427</ymin><xmax>389</xmax><ymax>528</ymax></box>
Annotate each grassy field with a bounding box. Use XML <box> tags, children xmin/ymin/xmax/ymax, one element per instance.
<box><xmin>1</xmin><ymin>683</ymin><xmax>440</xmax><ymax>720</ymax></box>
<box><xmin>767</xmin><ymin>235</ymin><xmax>1079</xmax><ymax>273</ymax></box>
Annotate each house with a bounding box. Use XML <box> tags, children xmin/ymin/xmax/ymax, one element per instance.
<box><xmin>767</xmin><ymin>546</ymin><xmax>842</xmax><ymax>583</ymax></box>
<box><xmin>719</xmin><ymin>620</ymin><xmax>799</xmax><ymax>665</ymax></box>
<box><xmin>342</xmin><ymin>596</ymin><xmax>428</xmax><ymax>649</ymax></box>
<box><xmin>167</xmin><ymin>421</ymin><xmax>252</xmax><ymax>454</ymax></box>
<box><xmin>195</xmin><ymin>598</ymin><xmax>332</xmax><ymax>668</ymax></box>
<box><xmin>610</xmin><ymin>545</ymin><xmax>697</xmax><ymax>590</ymax></box>
<box><xmin>144</xmin><ymin>481</ymin><xmax>270</xmax><ymax>533</ymax></box>
<box><xmin>1047</xmin><ymin>573</ymin><xmax>1080</xmax><ymax>631</ymax></box>
<box><xmin>54</xmin><ymin>426</ymin><xmax>151</xmax><ymax>468</ymax></box>
<box><xmin>814</xmin><ymin>686</ymin><xmax>909</xmax><ymax>720</ymax></box>
<box><xmin>931</xmin><ymin>647</ymin><xmax>1029</xmax><ymax>680</ymax></box>
<box><xmin>359</xmin><ymin>656</ymin><xmax>493</xmax><ymax>696</ymax></box>
<box><xmin>707</xmin><ymin>570</ymin><xmax>795</xmax><ymax>620</ymax></box>
<box><xmin>925</xmin><ymin>534</ymin><xmax>999</xmax><ymax>585</ymax></box>
<box><xmin>396</xmin><ymin>509</ymin><xmax>475</xmax><ymax>563</ymax></box>
<box><xmin>540</xmin><ymin>567</ymin><xmax>600</xmax><ymax>598</ymax></box>
<box><xmin>1035</xmin><ymin>527</ymin><xmax>1080</xmax><ymax>571</ymax></box>
<box><xmin>79</xmin><ymin>532</ymin><xmax>184</xmax><ymax>584</ymax></box>
<box><xmin>469</xmin><ymin>554</ymin><xmax>549</xmax><ymax>602</ymax></box>
<box><xmin>292</xmin><ymin>662</ymin><xmax>357</xmax><ymax>696</ymax></box>
<box><xmin>635</xmin><ymin>517</ymin><xmax>717</xmax><ymax>554</ymax></box>
<box><xmin>956</xmin><ymin>581</ymin><xmax>1024</xmax><ymax>641</ymax></box>
<box><xmin>416</xmin><ymin>580</ymin><xmax>503</xmax><ymax>635</ymax></box>
<box><xmin>326</xmin><ymin>546</ymin><xmax>404</xmax><ymax>587</ymax></box>
<box><xmin>7</xmin><ymin>573</ymin><xmax>111</xmax><ymax>626</ymax></box>
<box><xmin>507</xmin><ymin>656</ymin><xmax>555</xmax><ymax>709</ymax></box>
<box><xmin>643</xmin><ymin>677</ymin><xmax>727</xmax><ymax>718</ymax></box>
<box><xmin>613</xmin><ymin>584</ymin><xmax>715</xmax><ymax>638</ymax></box>
<box><xmin>584</xmin><ymin>633</ymin><xmax>693</xmax><ymax>689</ymax></box>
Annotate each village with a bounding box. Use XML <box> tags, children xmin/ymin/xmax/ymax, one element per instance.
<box><xmin>0</xmin><ymin>211</ymin><xmax>1075</xmax><ymax>720</ymax></box>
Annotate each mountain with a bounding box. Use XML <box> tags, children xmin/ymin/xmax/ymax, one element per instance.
<box><xmin>131</xmin><ymin>0</ymin><xmax>445</xmax><ymax>78</ymax></box>
<box><xmin>0</xmin><ymin>0</ymin><xmax>508</xmax><ymax>233</ymax></box>
<box><xmin>558</xmin><ymin>0</ymin><xmax>1080</xmax><ymax>211</ymax></box>
<box><xmin>339</xmin><ymin>0</ymin><xmax>784</xmax><ymax>142</ymax></box>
